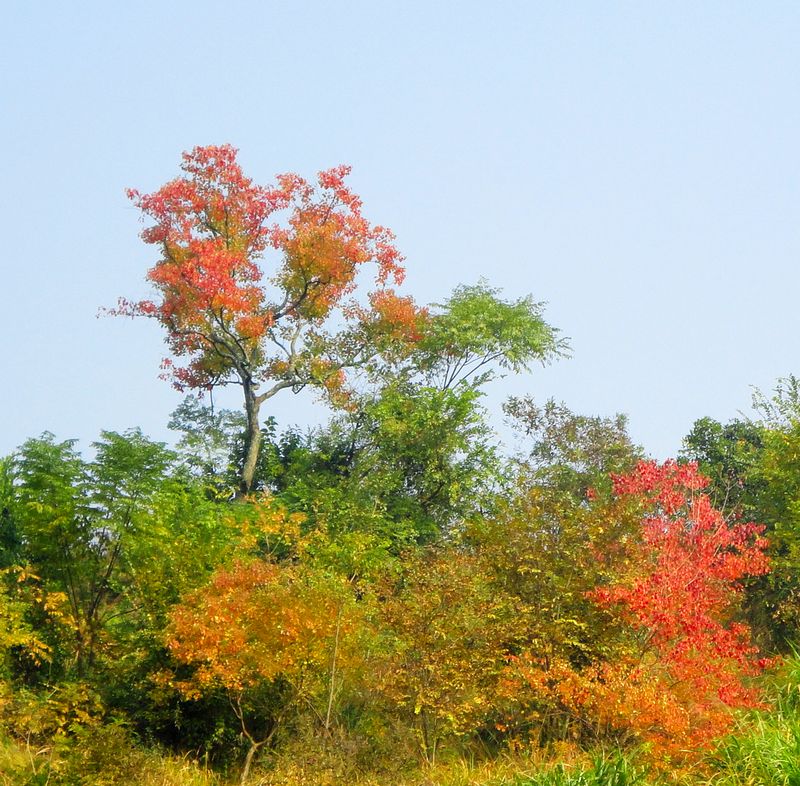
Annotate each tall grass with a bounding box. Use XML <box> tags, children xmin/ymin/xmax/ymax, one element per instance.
<box><xmin>703</xmin><ymin>653</ymin><xmax>800</xmax><ymax>786</ymax></box>
<box><xmin>504</xmin><ymin>753</ymin><xmax>651</xmax><ymax>786</ymax></box>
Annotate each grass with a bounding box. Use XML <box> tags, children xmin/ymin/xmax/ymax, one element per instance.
<box><xmin>0</xmin><ymin>729</ymin><xmax>221</xmax><ymax>786</ymax></box>
<box><xmin>700</xmin><ymin>655</ymin><xmax>800</xmax><ymax>786</ymax></box>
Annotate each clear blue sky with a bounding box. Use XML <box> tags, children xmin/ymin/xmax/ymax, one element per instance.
<box><xmin>2</xmin><ymin>1</ymin><xmax>799</xmax><ymax>458</ymax></box>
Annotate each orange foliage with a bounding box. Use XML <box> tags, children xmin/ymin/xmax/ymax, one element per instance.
<box><xmin>167</xmin><ymin>558</ymin><xmax>354</xmax><ymax>701</ymax></box>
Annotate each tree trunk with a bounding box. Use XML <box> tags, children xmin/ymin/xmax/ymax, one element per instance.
<box><xmin>240</xmin><ymin>383</ymin><xmax>263</xmax><ymax>496</ymax></box>
<box><xmin>324</xmin><ymin>603</ymin><xmax>343</xmax><ymax>732</ymax></box>
<box><xmin>240</xmin><ymin>739</ymin><xmax>263</xmax><ymax>785</ymax></box>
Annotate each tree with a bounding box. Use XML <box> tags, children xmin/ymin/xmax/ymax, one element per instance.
<box><xmin>270</xmin><ymin>384</ymin><xmax>501</xmax><ymax>548</ymax></box>
<box><xmin>167</xmin><ymin>553</ymin><xmax>362</xmax><ymax>784</ymax></box>
<box><xmin>585</xmin><ymin>461</ymin><xmax>770</xmax><ymax>758</ymax></box>
<box><xmin>116</xmin><ymin>144</ymin><xmax>424</xmax><ymax>494</ymax></box>
<box><xmin>410</xmin><ymin>282</ymin><xmax>566</xmax><ymax>391</ymax></box>
<box><xmin>7</xmin><ymin>431</ymin><xmax>231</xmax><ymax>680</ymax></box>
<box><xmin>746</xmin><ymin>420</ymin><xmax>800</xmax><ymax>645</ymax></box>
<box><xmin>499</xmin><ymin>461</ymin><xmax>770</xmax><ymax>763</ymax></box>
<box><xmin>504</xmin><ymin>397</ymin><xmax>642</xmax><ymax>500</ymax></box>
<box><xmin>681</xmin><ymin>416</ymin><xmax>765</xmax><ymax>518</ymax></box>
<box><xmin>372</xmin><ymin>548</ymin><xmax>510</xmax><ymax>764</ymax></box>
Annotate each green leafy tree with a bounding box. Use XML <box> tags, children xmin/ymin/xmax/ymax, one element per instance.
<box><xmin>411</xmin><ymin>282</ymin><xmax>566</xmax><ymax>390</ymax></box>
<box><xmin>279</xmin><ymin>384</ymin><xmax>500</xmax><ymax>546</ymax></box>
<box><xmin>7</xmin><ymin>431</ymin><xmax>232</xmax><ymax>678</ymax></box>
<box><xmin>681</xmin><ymin>416</ymin><xmax>765</xmax><ymax>518</ymax></box>
<box><xmin>10</xmin><ymin>434</ymin><xmax>96</xmax><ymax>674</ymax></box>
<box><xmin>505</xmin><ymin>397</ymin><xmax>642</xmax><ymax>500</ymax></box>
<box><xmin>747</xmin><ymin>423</ymin><xmax>800</xmax><ymax>645</ymax></box>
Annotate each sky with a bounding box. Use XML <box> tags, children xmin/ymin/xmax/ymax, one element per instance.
<box><xmin>2</xmin><ymin>1</ymin><xmax>799</xmax><ymax>459</ymax></box>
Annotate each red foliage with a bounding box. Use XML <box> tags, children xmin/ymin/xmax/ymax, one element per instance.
<box><xmin>590</xmin><ymin>460</ymin><xmax>770</xmax><ymax>756</ymax></box>
<box><xmin>115</xmin><ymin>144</ymin><xmax>419</xmax><ymax>392</ymax></box>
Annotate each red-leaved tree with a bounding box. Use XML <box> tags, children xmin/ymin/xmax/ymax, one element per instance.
<box><xmin>589</xmin><ymin>461</ymin><xmax>771</xmax><ymax>757</ymax></box>
<box><xmin>504</xmin><ymin>460</ymin><xmax>771</xmax><ymax>762</ymax></box>
<box><xmin>115</xmin><ymin>145</ymin><xmax>424</xmax><ymax>493</ymax></box>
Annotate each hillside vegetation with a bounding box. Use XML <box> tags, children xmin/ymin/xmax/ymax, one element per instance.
<box><xmin>3</xmin><ymin>147</ymin><xmax>800</xmax><ymax>784</ymax></box>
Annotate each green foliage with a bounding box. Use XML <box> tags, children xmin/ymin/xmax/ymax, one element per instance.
<box><xmin>258</xmin><ymin>384</ymin><xmax>501</xmax><ymax>550</ymax></box>
<box><xmin>0</xmin><ymin>430</ymin><xmax>250</xmax><ymax>766</ymax></box>
<box><xmin>745</xmin><ymin>422</ymin><xmax>800</xmax><ymax>645</ymax></box>
<box><xmin>9</xmin><ymin>434</ymin><xmax>99</xmax><ymax>675</ymax></box>
<box><xmin>683</xmin><ymin>377</ymin><xmax>800</xmax><ymax>649</ymax></box>
<box><xmin>505</xmin><ymin>397</ymin><xmax>642</xmax><ymax>500</ymax></box>
<box><xmin>5</xmin><ymin>431</ymin><xmax>233</xmax><ymax>679</ymax></box>
<box><xmin>681</xmin><ymin>416</ymin><xmax>764</xmax><ymax>518</ymax></box>
<box><xmin>351</xmin><ymin>384</ymin><xmax>500</xmax><ymax>540</ymax></box>
<box><xmin>414</xmin><ymin>282</ymin><xmax>567</xmax><ymax>390</ymax></box>
<box><xmin>11</xmin><ymin>434</ymin><xmax>88</xmax><ymax>582</ymax></box>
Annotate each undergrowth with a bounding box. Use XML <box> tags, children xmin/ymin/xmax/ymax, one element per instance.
<box><xmin>3</xmin><ymin>655</ymin><xmax>800</xmax><ymax>786</ymax></box>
